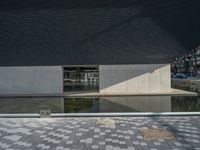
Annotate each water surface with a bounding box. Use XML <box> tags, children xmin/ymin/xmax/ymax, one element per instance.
<box><xmin>0</xmin><ymin>83</ymin><xmax>199</xmax><ymax>114</ymax></box>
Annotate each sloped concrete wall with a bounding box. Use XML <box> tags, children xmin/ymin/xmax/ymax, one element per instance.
<box><xmin>99</xmin><ymin>64</ymin><xmax>171</xmax><ymax>94</ymax></box>
<box><xmin>0</xmin><ymin>66</ymin><xmax>63</xmax><ymax>94</ymax></box>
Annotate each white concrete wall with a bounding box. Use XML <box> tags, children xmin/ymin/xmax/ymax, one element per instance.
<box><xmin>0</xmin><ymin>66</ymin><xmax>63</xmax><ymax>94</ymax></box>
<box><xmin>99</xmin><ymin>64</ymin><xmax>171</xmax><ymax>94</ymax></box>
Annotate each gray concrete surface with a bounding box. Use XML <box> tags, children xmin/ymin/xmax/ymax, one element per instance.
<box><xmin>0</xmin><ymin>66</ymin><xmax>63</xmax><ymax>94</ymax></box>
<box><xmin>0</xmin><ymin>88</ymin><xmax>196</xmax><ymax>98</ymax></box>
<box><xmin>0</xmin><ymin>98</ymin><xmax>64</xmax><ymax>113</ymax></box>
<box><xmin>99</xmin><ymin>64</ymin><xmax>171</xmax><ymax>94</ymax></box>
<box><xmin>0</xmin><ymin>116</ymin><xmax>200</xmax><ymax>150</ymax></box>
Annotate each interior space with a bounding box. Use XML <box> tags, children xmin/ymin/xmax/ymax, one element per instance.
<box><xmin>63</xmin><ymin>66</ymin><xmax>99</xmax><ymax>92</ymax></box>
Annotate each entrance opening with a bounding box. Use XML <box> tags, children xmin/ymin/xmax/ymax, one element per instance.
<box><xmin>63</xmin><ymin>66</ymin><xmax>99</xmax><ymax>92</ymax></box>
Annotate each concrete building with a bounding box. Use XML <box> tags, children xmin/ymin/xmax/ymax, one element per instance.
<box><xmin>0</xmin><ymin>0</ymin><xmax>200</xmax><ymax>94</ymax></box>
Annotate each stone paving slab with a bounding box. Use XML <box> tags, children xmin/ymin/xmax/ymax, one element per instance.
<box><xmin>0</xmin><ymin>116</ymin><xmax>200</xmax><ymax>150</ymax></box>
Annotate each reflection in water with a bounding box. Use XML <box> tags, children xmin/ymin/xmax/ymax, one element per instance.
<box><xmin>0</xmin><ymin>95</ymin><xmax>199</xmax><ymax>113</ymax></box>
<box><xmin>64</xmin><ymin>98</ymin><xmax>99</xmax><ymax>113</ymax></box>
<box><xmin>0</xmin><ymin>98</ymin><xmax>64</xmax><ymax>113</ymax></box>
<box><xmin>172</xmin><ymin>96</ymin><xmax>200</xmax><ymax>112</ymax></box>
<box><xmin>172</xmin><ymin>83</ymin><xmax>200</xmax><ymax>112</ymax></box>
<box><xmin>99</xmin><ymin>96</ymin><xmax>171</xmax><ymax>112</ymax></box>
<box><xmin>63</xmin><ymin>96</ymin><xmax>200</xmax><ymax>113</ymax></box>
<box><xmin>0</xmin><ymin>83</ymin><xmax>199</xmax><ymax>113</ymax></box>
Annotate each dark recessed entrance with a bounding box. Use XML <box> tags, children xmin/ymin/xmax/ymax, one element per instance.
<box><xmin>63</xmin><ymin>66</ymin><xmax>99</xmax><ymax>92</ymax></box>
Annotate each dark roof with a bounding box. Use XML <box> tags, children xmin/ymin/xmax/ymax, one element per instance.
<box><xmin>0</xmin><ymin>0</ymin><xmax>200</xmax><ymax>66</ymax></box>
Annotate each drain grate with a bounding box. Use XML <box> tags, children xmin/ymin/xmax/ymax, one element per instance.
<box><xmin>140</xmin><ymin>128</ymin><xmax>174</xmax><ymax>140</ymax></box>
<box><xmin>96</xmin><ymin>118</ymin><xmax>115</xmax><ymax>125</ymax></box>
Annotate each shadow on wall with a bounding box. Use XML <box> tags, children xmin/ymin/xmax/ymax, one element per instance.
<box><xmin>99</xmin><ymin>64</ymin><xmax>171</xmax><ymax>93</ymax></box>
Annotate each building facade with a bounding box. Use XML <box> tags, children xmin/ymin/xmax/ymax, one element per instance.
<box><xmin>0</xmin><ymin>0</ymin><xmax>200</xmax><ymax>94</ymax></box>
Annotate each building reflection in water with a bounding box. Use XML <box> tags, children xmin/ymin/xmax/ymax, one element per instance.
<box><xmin>99</xmin><ymin>96</ymin><xmax>171</xmax><ymax>112</ymax></box>
<box><xmin>0</xmin><ymin>96</ymin><xmax>199</xmax><ymax>113</ymax></box>
<box><xmin>63</xmin><ymin>96</ymin><xmax>171</xmax><ymax>113</ymax></box>
<box><xmin>0</xmin><ymin>98</ymin><xmax>65</xmax><ymax>113</ymax></box>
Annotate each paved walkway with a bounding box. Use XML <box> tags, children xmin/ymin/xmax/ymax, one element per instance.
<box><xmin>0</xmin><ymin>116</ymin><xmax>200</xmax><ymax>150</ymax></box>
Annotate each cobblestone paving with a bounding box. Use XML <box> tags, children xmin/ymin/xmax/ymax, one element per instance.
<box><xmin>0</xmin><ymin>116</ymin><xmax>200</xmax><ymax>150</ymax></box>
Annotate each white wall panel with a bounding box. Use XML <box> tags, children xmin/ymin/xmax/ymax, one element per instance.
<box><xmin>99</xmin><ymin>64</ymin><xmax>171</xmax><ymax>94</ymax></box>
<box><xmin>0</xmin><ymin>66</ymin><xmax>63</xmax><ymax>94</ymax></box>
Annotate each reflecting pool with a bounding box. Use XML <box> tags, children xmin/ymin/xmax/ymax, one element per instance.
<box><xmin>0</xmin><ymin>83</ymin><xmax>199</xmax><ymax>114</ymax></box>
<box><xmin>0</xmin><ymin>95</ymin><xmax>199</xmax><ymax>113</ymax></box>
